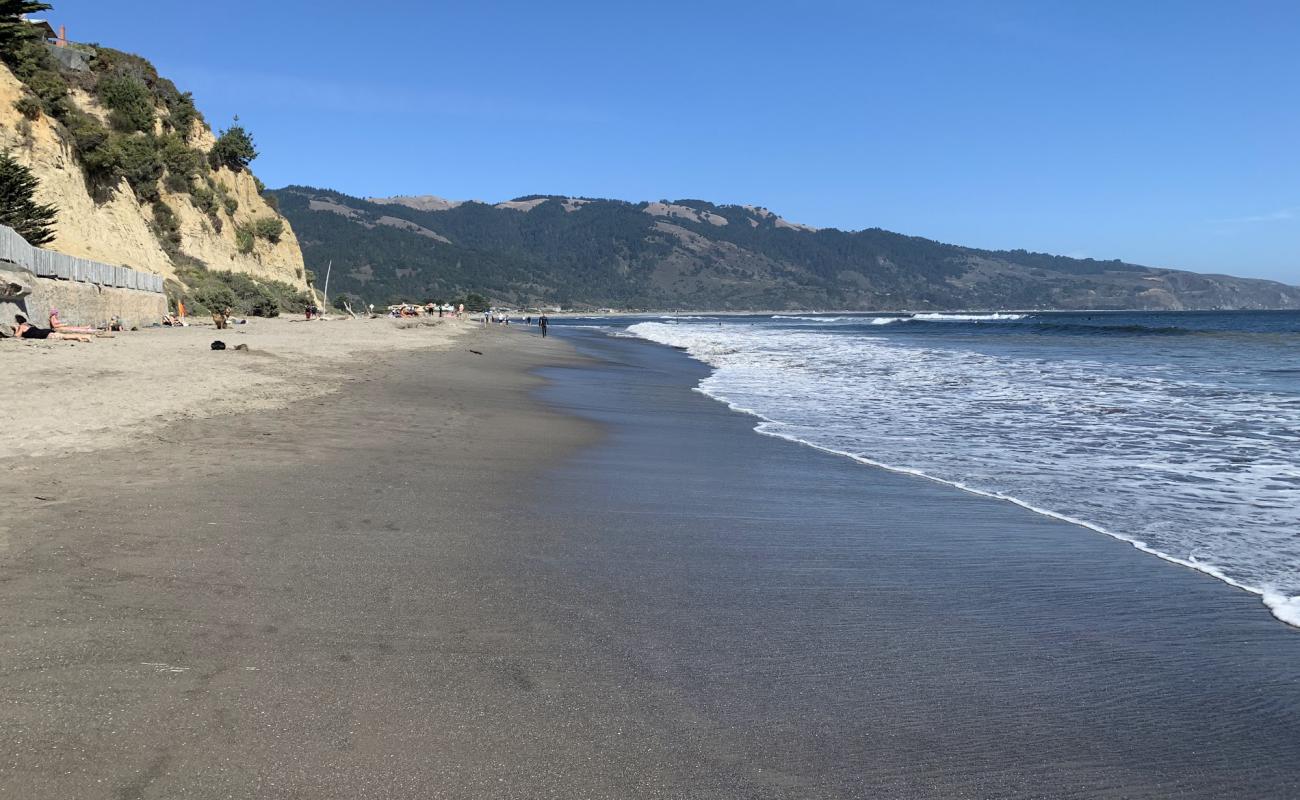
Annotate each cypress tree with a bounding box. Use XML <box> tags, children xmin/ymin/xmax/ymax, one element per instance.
<box><xmin>0</xmin><ymin>1</ymin><xmax>53</xmax><ymax>56</ymax></box>
<box><xmin>0</xmin><ymin>151</ymin><xmax>58</xmax><ymax>246</ymax></box>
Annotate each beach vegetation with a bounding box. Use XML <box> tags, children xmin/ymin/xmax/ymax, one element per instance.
<box><xmin>251</xmin><ymin>216</ymin><xmax>283</xmax><ymax>243</ymax></box>
<box><xmin>0</xmin><ymin>150</ymin><xmax>58</xmax><ymax>245</ymax></box>
<box><xmin>13</xmin><ymin>94</ymin><xmax>42</xmax><ymax>120</ymax></box>
<box><xmin>234</xmin><ymin>223</ymin><xmax>255</xmax><ymax>254</ymax></box>
<box><xmin>189</xmin><ymin>183</ymin><xmax>221</xmax><ymax>230</ymax></box>
<box><xmin>179</xmin><ymin>265</ymin><xmax>311</xmax><ymax>316</ymax></box>
<box><xmin>114</xmin><ymin>134</ymin><xmax>163</xmax><ymax>201</ymax></box>
<box><xmin>209</xmin><ymin>119</ymin><xmax>257</xmax><ymax>172</ymax></box>
<box><xmin>165</xmin><ymin>91</ymin><xmax>199</xmax><ymax>136</ymax></box>
<box><xmin>97</xmin><ymin>74</ymin><xmax>154</xmax><ymax>133</ymax></box>
<box><xmin>190</xmin><ymin>282</ymin><xmax>237</xmax><ymax>315</ymax></box>
<box><xmin>158</xmin><ymin>133</ymin><xmax>201</xmax><ymax>187</ymax></box>
<box><xmin>150</xmin><ymin>199</ymin><xmax>181</xmax><ymax>247</ymax></box>
<box><xmin>213</xmin><ymin>181</ymin><xmax>237</xmax><ymax>214</ymax></box>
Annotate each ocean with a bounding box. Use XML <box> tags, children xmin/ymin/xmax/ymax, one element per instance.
<box><xmin>557</xmin><ymin>310</ymin><xmax>1300</xmax><ymax>628</ymax></box>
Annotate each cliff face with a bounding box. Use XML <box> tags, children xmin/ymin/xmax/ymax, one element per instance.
<box><xmin>0</xmin><ymin>58</ymin><xmax>306</xmax><ymax>288</ymax></box>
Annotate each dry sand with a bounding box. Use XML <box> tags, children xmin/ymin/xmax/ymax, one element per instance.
<box><xmin>0</xmin><ymin>315</ymin><xmax>471</xmax><ymax>461</ymax></box>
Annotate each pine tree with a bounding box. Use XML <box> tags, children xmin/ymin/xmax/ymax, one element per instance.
<box><xmin>0</xmin><ymin>151</ymin><xmax>58</xmax><ymax>246</ymax></box>
<box><xmin>209</xmin><ymin>117</ymin><xmax>258</xmax><ymax>172</ymax></box>
<box><xmin>0</xmin><ymin>1</ymin><xmax>53</xmax><ymax>56</ymax></box>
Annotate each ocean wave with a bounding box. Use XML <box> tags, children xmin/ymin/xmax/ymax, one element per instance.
<box><xmin>771</xmin><ymin>315</ymin><xmax>852</xmax><ymax>323</ymax></box>
<box><xmin>624</xmin><ymin>319</ymin><xmax>1300</xmax><ymax>629</ymax></box>
<box><xmin>910</xmin><ymin>312</ymin><xmax>1029</xmax><ymax>321</ymax></box>
<box><xmin>771</xmin><ymin>315</ymin><xmax>906</xmax><ymax>324</ymax></box>
<box><xmin>741</xmin><ymin>414</ymin><xmax>1300</xmax><ymax>629</ymax></box>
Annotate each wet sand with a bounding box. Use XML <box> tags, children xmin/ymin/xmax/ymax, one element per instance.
<box><xmin>1</xmin><ymin>325</ymin><xmax>1298</xmax><ymax>798</ymax></box>
<box><xmin>533</xmin><ymin>330</ymin><xmax>1300</xmax><ymax>798</ymax></box>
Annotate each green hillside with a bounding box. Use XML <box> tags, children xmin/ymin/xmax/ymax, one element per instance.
<box><xmin>272</xmin><ymin>187</ymin><xmax>1300</xmax><ymax>311</ymax></box>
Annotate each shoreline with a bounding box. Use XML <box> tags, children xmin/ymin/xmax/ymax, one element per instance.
<box><xmin>533</xmin><ymin>328</ymin><xmax>1300</xmax><ymax>797</ymax></box>
<box><xmin>671</xmin><ymin>356</ymin><xmax>1300</xmax><ymax>629</ymax></box>
<box><xmin>608</xmin><ymin>313</ymin><xmax>1300</xmax><ymax>630</ymax></box>
<box><xmin>3</xmin><ymin>323</ymin><xmax>1297</xmax><ymax>797</ymax></box>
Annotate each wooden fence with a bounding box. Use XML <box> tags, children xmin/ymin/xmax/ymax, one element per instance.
<box><xmin>0</xmin><ymin>224</ymin><xmax>165</xmax><ymax>293</ymax></box>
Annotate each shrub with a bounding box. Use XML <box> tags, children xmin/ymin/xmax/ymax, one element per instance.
<box><xmin>191</xmin><ymin>282</ymin><xmax>237</xmax><ymax>314</ymax></box>
<box><xmin>234</xmin><ymin>224</ymin><xmax>254</xmax><ymax>254</ymax></box>
<box><xmin>0</xmin><ymin>150</ymin><xmax>58</xmax><ymax>246</ymax></box>
<box><xmin>115</xmin><ymin>134</ymin><xmax>162</xmax><ymax>201</ymax></box>
<box><xmin>260</xmin><ymin>278</ymin><xmax>311</xmax><ymax>313</ymax></box>
<box><xmin>98</xmin><ymin>75</ymin><xmax>155</xmax><ymax>133</ymax></box>
<box><xmin>3</xmin><ymin>28</ymin><xmax>54</xmax><ymax>80</ymax></box>
<box><xmin>166</xmin><ymin>91</ymin><xmax>199</xmax><ymax>136</ymax></box>
<box><xmin>151</xmin><ymin>200</ymin><xmax>181</xmax><ymax>246</ymax></box>
<box><xmin>212</xmin><ymin>181</ymin><xmax>237</xmax><ymax>214</ymax></box>
<box><xmin>251</xmin><ymin>216</ymin><xmax>283</xmax><ymax>243</ymax></box>
<box><xmin>158</xmin><ymin>133</ymin><xmax>201</xmax><ymax>180</ymax></box>
<box><xmin>244</xmin><ymin>284</ymin><xmax>279</xmax><ymax>317</ymax></box>
<box><xmin>163</xmin><ymin>170</ymin><xmax>190</xmax><ymax>193</ymax></box>
<box><xmin>191</xmin><ymin>183</ymin><xmax>218</xmax><ymax>216</ymax></box>
<box><xmin>25</xmin><ymin>68</ymin><xmax>68</xmax><ymax>111</ymax></box>
<box><xmin>179</xmin><ymin>266</ymin><xmax>306</xmax><ymax>316</ymax></box>
<box><xmin>209</xmin><ymin>119</ymin><xmax>257</xmax><ymax>171</ymax></box>
<box><xmin>13</xmin><ymin>94</ymin><xmax>41</xmax><ymax>120</ymax></box>
<box><xmin>64</xmin><ymin>109</ymin><xmax>111</xmax><ymax>156</ymax></box>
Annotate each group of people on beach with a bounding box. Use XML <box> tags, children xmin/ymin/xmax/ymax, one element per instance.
<box><xmin>481</xmin><ymin>311</ymin><xmax>549</xmax><ymax>336</ymax></box>
<box><xmin>9</xmin><ymin>309</ymin><xmax>101</xmax><ymax>342</ymax></box>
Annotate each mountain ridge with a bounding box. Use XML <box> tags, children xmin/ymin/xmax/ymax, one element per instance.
<box><xmin>274</xmin><ymin>186</ymin><xmax>1300</xmax><ymax>311</ymax></box>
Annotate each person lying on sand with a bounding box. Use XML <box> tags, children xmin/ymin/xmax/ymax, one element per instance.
<box><xmin>14</xmin><ymin>314</ymin><xmax>91</xmax><ymax>342</ymax></box>
<box><xmin>47</xmin><ymin>308</ymin><xmax>98</xmax><ymax>334</ymax></box>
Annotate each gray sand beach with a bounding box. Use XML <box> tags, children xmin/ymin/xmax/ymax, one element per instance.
<box><xmin>1</xmin><ymin>326</ymin><xmax>1298</xmax><ymax>798</ymax></box>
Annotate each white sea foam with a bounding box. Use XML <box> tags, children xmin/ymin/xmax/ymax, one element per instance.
<box><xmin>910</xmin><ymin>312</ymin><xmax>1028</xmax><ymax>321</ymax></box>
<box><xmin>625</xmin><ymin>320</ymin><xmax>1300</xmax><ymax>628</ymax></box>
<box><xmin>771</xmin><ymin>315</ymin><xmax>905</xmax><ymax>324</ymax></box>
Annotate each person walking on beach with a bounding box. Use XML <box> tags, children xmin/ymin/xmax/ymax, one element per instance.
<box><xmin>539</xmin><ymin>314</ymin><xmax>549</xmax><ymax>338</ymax></box>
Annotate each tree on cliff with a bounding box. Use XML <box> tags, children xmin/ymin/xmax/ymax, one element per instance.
<box><xmin>0</xmin><ymin>1</ymin><xmax>52</xmax><ymax>56</ymax></box>
<box><xmin>209</xmin><ymin>117</ymin><xmax>258</xmax><ymax>172</ymax></box>
<box><xmin>0</xmin><ymin>151</ymin><xmax>57</xmax><ymax>246</ymax></box>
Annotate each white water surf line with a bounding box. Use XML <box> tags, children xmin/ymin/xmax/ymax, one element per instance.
<box><xmin>630</xmin><ymin>337</ymin><xmax>1300</xmax><ymax>630</ymax></box>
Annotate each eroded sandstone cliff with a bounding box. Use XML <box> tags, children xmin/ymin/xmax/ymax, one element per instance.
<box><xmin>0</xmin><ymin>53</ymin><xmax>306</xmax><ymax>291</ymax></box>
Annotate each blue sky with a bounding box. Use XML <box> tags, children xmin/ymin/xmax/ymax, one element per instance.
<box><xmin>47</xmin><ymin>0</ymin><xmax>1299</xmax><ymax>282</ymax></box>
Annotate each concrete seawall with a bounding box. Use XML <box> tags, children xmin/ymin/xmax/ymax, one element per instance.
<box><xmin>1</xmin><ymin>268</ymin><xmax>168</xmax><ymax>331</ymax></box>
<box><xmin>1</xmin><ymin>224</ymin><xmax>167</xmax><ymax>332</ymax></box>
